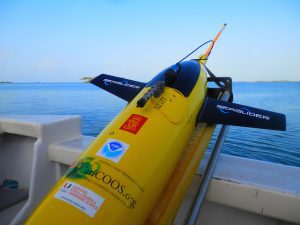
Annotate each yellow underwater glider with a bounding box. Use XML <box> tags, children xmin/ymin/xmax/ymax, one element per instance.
<box><xmin>26</xmin><ymin>24</ymin><xmax>286</xmax><ymax>225</ymax></box>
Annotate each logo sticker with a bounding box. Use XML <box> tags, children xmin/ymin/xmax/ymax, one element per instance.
<box><xmin>54</xmin><ymin>181</ymin><xmax>104</xmax><ymax>217</ymax></box>
<box><xmin>96</xmin><ymin>139</ymin><xmax>129</xmax><ymax>163</ymax></box>
<box><xmin>120</xmin><ymin>114</ymin><xmax>148</xmax><ymax>134</ymax></box>
<box><xmin>103</xmin><ymin>78</ymin><xmax>141</xmax><ymax>89</ymax></box>
<box><xmin>217</xmin><ymin>105</ymin><xmax>270</xmax><ymax>120</ymax></box>
<box><xmin>66</xmin><ymin>157</ymin><xmax>101</xmax><ymax>180</ymax></box>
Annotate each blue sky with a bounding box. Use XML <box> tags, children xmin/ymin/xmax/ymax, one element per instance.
<box><xmin>0</xmin><ymin>0</ymin><xmax>299</xmax><ymax>82</ymax></box>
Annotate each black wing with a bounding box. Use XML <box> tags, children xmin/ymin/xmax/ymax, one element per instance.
<box><xmin>91</xmin><ymin>74</ymin><xmax>146</xmax><ymax>102</ymax></box>
<box><xmin>198</xmin><ymin>97</ymin><xmax>286</xmax><ymax>131</ymax></box>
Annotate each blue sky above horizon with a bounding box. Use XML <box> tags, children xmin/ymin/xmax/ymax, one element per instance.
<box><xmin>0</xmin><ymin>0</ymin><xmax>299</xmax><ymax>82</ymax></box>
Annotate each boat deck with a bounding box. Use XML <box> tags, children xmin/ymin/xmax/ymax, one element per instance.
<box><xmin>0</xmin><ymin>115</ymin><xmax>299</xmax><ymax>224</ymax></box>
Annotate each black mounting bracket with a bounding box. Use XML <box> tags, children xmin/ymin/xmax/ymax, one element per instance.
<box><xmin>207</xmin><ymin>77</ymin><xmax>233</xmax><ymax>102</ymax></box>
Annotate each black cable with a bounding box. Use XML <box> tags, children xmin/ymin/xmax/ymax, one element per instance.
<box><xmin>201</xmin><ymin>63</ymin><xmax>224</xmax><ymax>89</ymax></box>
<box><xmin>177</xmin><ymin>40</ymin><xmax>214</xmax><ymax>63</ymax></box>
<box><xmin>206</xmin><ymin>40</ymin><xmax>215</xmax><ymax>58</ymax></box>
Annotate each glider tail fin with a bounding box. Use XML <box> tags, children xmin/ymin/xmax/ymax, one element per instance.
<box><xmin>198</xmin><ymin>97</ymin><xmax>286</xmax><ymax>131</ymax></box>
<box><xmin>91</xmin><ymin>74</ymin><xmax>146</xmax><ymax>102</ymax></box>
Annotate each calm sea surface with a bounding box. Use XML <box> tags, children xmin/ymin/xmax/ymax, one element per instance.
<box><xmin>0</xmin><ymin>82</ymin><xmax>299</xmax><ymax>167</ymax></box>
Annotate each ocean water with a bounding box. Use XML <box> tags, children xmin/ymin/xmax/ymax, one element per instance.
<box><xmin>0</xmin><ymin>82</ymin><xmax>299</xmax><ymax>167</ymax></box>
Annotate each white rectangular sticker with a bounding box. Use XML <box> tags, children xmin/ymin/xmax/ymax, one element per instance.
<box><xmin>96</xmin><ymin>138</ymin><xmax>129</xmax><ymax>163</ymax></box>
<box><xmin>54</xmin><ymin>181</ymin><xmax>104</xmax><ymax>217</ymax></box>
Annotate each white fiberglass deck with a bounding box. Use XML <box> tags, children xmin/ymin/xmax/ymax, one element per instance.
<box><xmin>0</xmin><ymin>115</ymin><xmax>299</xmax><ymax>225</ymax></box>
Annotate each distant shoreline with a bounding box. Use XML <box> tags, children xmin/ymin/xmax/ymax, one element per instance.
<box><xmin>250</xmin><ymin>80</ymin><xmax>296</xmax><ymax>83</ymax></box>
